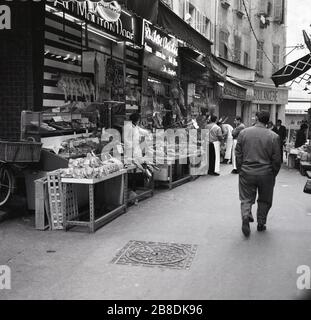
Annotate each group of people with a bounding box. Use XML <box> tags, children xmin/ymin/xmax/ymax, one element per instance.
<box><xmin>126</xmin><ymin>111</ymin><xmax>292</xmax><ymax>238</ymax></box>
<box><xmin>206</xmin><ymin>116</ymin><xmax>288</xmax><ymax>176</ymax></box>
<box><xmin>205</xmin><ymin>115</ymin><xmax>245</xmax><ymax>176</ymax></box>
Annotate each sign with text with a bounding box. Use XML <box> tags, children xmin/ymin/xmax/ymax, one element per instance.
<box><xmin>223</xmin><ymin>81</ymin><xmax>246</xmax><ymax>100</ymax></box>
<box><xmin>142</xmin><ymin>20</ymin><xmax>178</xmax><ymax>78</ymax></box>
<box><xmin>51</xmin><ymin>0</ymin><xmax>138</xmax><ymax>43</ymax></box>
<box><xmin>0</xmin><ymin>5</ymin><xmax>11</xmax><ymax>30</ymax></box>
<box><xmin>254</xmin><ymin>88</ymin><xmax>278</xmax><ymax>103</ymax></box>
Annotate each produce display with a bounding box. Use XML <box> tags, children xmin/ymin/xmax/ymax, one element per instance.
<box><xmin>58</xmin><ymin>137</ymin><xmax>100</xmax><ymax>158</ymax></box>
<box><xmin>60</xmin><ymin>153</ymin><xmax>124</xmax><ymax>179</ymax></box>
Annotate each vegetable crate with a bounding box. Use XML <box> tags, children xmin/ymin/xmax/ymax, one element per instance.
<box><xmin>47</xmin><ymin>171</ymin><xmax>78</xmax><ymax>230</ymax></box>
<box><xmin>0</xmin><ymin>140</ymin><xmax>42</xmax><ymax>163</ymax></box>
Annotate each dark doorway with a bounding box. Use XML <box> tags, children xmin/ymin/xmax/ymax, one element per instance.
<box><xmin>219</xmin><ymin>99</ymin><xmax>237</xmax><ymax>126</ymax></box>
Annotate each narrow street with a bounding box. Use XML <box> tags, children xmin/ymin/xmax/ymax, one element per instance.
<box><xmin>1</xmin><ymin>164</ymin><xmax>311</xmax><ymax>300</ymax></box>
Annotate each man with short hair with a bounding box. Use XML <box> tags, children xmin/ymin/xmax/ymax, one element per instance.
<box><xmin>206</xmin><ymin>115</ymin><xmax>223</xmax><ymax>176</ymax></box>
<box><xmin>273</xmin><ymin>119</ymin><xmax>287</xmax><ymax>162</ymax></box>
<box><xmin>231</xmin><ymin>116</ymin><xmax>245</xmax><ymax>174</ymax></box>
<box><xmin>235</xmin><ymin>111</ymin><xmax>281</xmax><ymax>237</ymax></box>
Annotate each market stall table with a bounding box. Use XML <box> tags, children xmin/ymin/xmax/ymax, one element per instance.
<box><xmin>62</xmin><ymin>169</ymin><xmax>127</xmax><ymax>233</ymax></box>
<box><xmin>299</xmin><ymin>161</ymin><xmax>311</xmax><ymax>176</ymax></box>
<box><xmin>154</xmin><ymin>156</ymin><xmax>192</xmax><ymax>190</ymax></box>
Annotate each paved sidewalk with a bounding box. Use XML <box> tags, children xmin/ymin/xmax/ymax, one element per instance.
<box><xmin>0</xmin><ymin>165</ymin><xmax>311</xmax><ymax>300</ymax></box>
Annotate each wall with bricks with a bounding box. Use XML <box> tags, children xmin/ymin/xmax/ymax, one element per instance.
<box><xmin>0</xmin><ymin>1</ymin><xmax>44</xmax><ymax>139</ymax></box>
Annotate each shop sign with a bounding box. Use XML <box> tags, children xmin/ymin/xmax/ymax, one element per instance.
<box><xmin>253</xmin><ymin>88</ymin><xmax>278</xmax><ymax>103</ymax></box>
<box><xmin>0</xmin><ymin>5</ymin><xmax>11</xmax><ymax>30</ymax></box>
<box><xmin>144</xmin><ymin>21</ymin><xmax>178</xmax><ymax>56</ymax></box>
<box><xmin>142</xmin><ymin>20</ymin><xmax>178</xmax><ymax>78</ymax></box>
<box><xmin>52</xmin><ymin>0</ymin><xmax>136</xmax><ymax>42</ymax></box>
<box><xmin>224</xmin><ymin>81</ymin><xmax>246</xmax><ymax>100</ymax></box>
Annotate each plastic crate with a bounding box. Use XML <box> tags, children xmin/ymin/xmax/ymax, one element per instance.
<box><xmin>0</xmin><ymin>140</ymin><xmax>42</xmax><ymax>163</ymax></box>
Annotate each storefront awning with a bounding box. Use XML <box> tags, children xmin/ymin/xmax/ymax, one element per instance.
<box><xmin>207</xmin><ymin>55</ymin><xmax>227</xmax><ymax>81</ymax></box>
<box><xmin>157</xmin><ymin>1</ymin><xmax>212</xmax><ymax>55</ymax></box>
<box><xmin>219</xmin><ymin>76</ymin><xmax>247</xmax><ymax>100</ymax></box>
<box><xmin>123</xmin><ymin>0</ymin><xmax>212</xmax><ymax>54</ymax></box>
<box><xmin>218</xmin><ymin>57</ymin><xmax>256</xmax><ymax>82</ymax></box>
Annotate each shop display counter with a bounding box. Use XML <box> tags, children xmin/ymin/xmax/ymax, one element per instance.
<box><xmin>62</xmin><ymin>169</ymin><xmax>127</xmax><ymax>233</ymax></box>
<box><xmin>154</xmin><ymin>156</ymin><xmax>192</xmax><ymax>190</ymax></box>
<box><xmin>299</xmin><ymin>161</ymin><xmax>311</xmax><ymax>176</ymax></box>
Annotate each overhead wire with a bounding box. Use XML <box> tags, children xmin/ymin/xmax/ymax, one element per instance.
<box><xmin>241</xmin><ymin>0</ymin><xmax>276</xmax><ymax>68</ymax></box>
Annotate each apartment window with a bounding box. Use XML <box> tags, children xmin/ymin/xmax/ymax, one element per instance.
<box><xmin>233</xmin><ymin>36</ymin><xmax>241</xmax><ymax>63</ymax></box>
<box><xmin>237</xmin><ymin>0</ymin><xmax>244</xmax><ymax>12</ymax></box>
<box><xmin>202</xmin><ymin>17</ymin><xmax>211</xmax><ymax>39</ymax></box>
<box><xmin>256</xmin><ymin>41</ymin><xmax>264</xmax><ymax>75</ymax></box>
<box><xmin>189</xmin><ymin>3</ymin><xmax>196</xmax><ymax>28</ymax></box>
<box><xmin>244</xmin><ymin>52</ymin><xmax>249</xmax><ymax>67</ymax></box>
<box><xmin>219</xmin><ymin>30</ymin><xmax>229</xmax><ymax>59</ymax></box>
<box><xmin>273</xmin><ymin>44</ymin><xmax>280</xmax><ymax>73</ymax></box>
<box><xmin>273</xmin><ymin>0</ymin><xmax>283</xmax><ymax>21</ymax></box>
<box><xmin>162</xmin><ymin>0</ymin><xmax>173</xmax><ymax>9</ymax></box>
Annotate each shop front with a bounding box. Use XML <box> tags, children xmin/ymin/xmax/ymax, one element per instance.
<box><xmin>217</xmin><ymin>77</ymin><xmax>248</xmax><ymax>126</ymax></box>
<box><xmin>178</xmin><ymin>47</ymin><xmax>215</xmax><ymax>122</ymax></box>
<box><xmin>140</xmin><ymin>19</ymin><xmax>184</xmax><ymax>129</ymax></box>
<box><xmin>244</xmin><ymin>84</ymin><xmax>289</xmax><ymax>126</ymax></box>
<box><xmin>0</xmin><ymin>1</ymin><xmax>149</xmax><ymax>229</ymax></box>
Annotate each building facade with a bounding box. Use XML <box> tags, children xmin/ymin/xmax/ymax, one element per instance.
<box><xmin>214</xmin><ymin>0</ymin><xmax>289</xmax><ymax>126</ymax></box>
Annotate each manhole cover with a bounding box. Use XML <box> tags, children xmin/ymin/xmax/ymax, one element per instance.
<box><xmin>112</xmin><ymin>240</ymin><xmax>197</xmax><ymax>270</ymax></box>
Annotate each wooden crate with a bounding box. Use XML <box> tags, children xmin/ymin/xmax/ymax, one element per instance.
<box><xmin>35</xmin><ymin>177</ymin><xmax>51</xmax><ymax>231</ymax></box>
<box><xmin>47</xmin><ymin>171</ymin><xmax>78</xmax><ymax>230</ymax></box>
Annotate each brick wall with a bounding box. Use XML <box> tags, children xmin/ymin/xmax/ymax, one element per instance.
<box><xmin>0</xmin><ymin>1</ymin><xmax>44</xmax><ymax>139</ymax></box>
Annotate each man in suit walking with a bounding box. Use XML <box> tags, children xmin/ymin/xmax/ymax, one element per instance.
<box><xmin>235</xmin><ymin>111</ymin><xmax>281</xmax><ymax>237</ymax></box>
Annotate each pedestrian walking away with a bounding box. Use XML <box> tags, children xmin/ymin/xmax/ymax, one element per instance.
<box><xmin>273</xmin><ymin>119</ymin><xmax>287</xmax><ymax>163</ymax></box>
<box><xmin>235</xmin><ymin>111</ymin><xmax>282</xmax><ymax>237</ymax></box>
<box><xmin>231</xmin><ymin>116</ymin><xmax>245</xmax><ymax>174</ymax></box>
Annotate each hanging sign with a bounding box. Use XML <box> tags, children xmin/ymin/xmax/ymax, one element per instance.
<box><xmin>0</xmin><ymin>5</ymin><xmax>11</xmax><ymax>30</ymax></box>
<box><xmin>142</xmin><ymin>20</ymin><xmax>178</xmax><ymax>78</ymax></box>
<box><xmin>51</xmin><ymin>0</ymin><xmax>137</xmax><ymax>42</ymax></box>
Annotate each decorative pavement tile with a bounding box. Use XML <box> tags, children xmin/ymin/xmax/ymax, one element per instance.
<box><xmin>111</xmin><ymin>240</ymin><xmax>198</xmax><ymax>270</ymax></box>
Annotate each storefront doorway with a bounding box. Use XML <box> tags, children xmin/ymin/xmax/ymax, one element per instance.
<box><xmin>219</xmin><ymin>99</ymin><xmax>236</xmax><ymax>126</ymax></box>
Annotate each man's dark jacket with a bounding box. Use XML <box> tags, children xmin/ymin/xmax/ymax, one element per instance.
<box><xmin>273</xmin><ymin>125</ymin><xmax>287</xmax><ymax>144</ymax></box>
<box><xmin>235</xmin><ymin>123</ymin><xmax>282</xmax><ymax>176</ymax></box>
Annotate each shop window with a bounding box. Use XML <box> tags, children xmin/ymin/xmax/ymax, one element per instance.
<box><xmin>244</xmin><ymin>52</ymin><xmax>249</xmax><ymax>67</ymax></box>
<box><xmin>233</xmin><ymin>35</ymin><xmax>241</xmax><ymax>64</ymax></box>
<box><xmin>256</xmin><ymin>41</ymin><xmax>264</xmax><ymax>76</ymax></box>
<box><xmin>219</xmin><ymin>30</ymin><xmax>229</xmax><ymax>59</ymax></box>
<box><xmin>272</xmin><ymin>44</ymin><xmax>280</xmax><ymax>73</ymax></box>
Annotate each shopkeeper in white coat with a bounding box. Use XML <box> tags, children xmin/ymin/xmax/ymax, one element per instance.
<box><xmin>124</xmin><ymin>112</ymin><xmax>149</xmax><ymax>162</ymax></box>
<box><xmin>205</xmin><ymin>115</ymin><xmax>223</xmax><ymax>176</ymax></box>
<box><xmin>221</xmin><ymin>122</ymin><xmax>234</xmax><ymax>164</ymax></box>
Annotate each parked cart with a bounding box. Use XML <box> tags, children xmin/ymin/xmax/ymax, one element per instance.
<box><xmin>0</xmin><ymin>140</ymin><xmax>42</xmax><ymax>207</ymax></box>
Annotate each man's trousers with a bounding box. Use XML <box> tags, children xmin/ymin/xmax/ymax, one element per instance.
<box><xmin>239</xmin><ymin>173</ymin><xmax>275</xmax><ymax>225</ymax></box>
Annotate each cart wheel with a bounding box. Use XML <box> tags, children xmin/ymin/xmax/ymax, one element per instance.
<box><xmin>0</xmin><ymin>165</ymin><xmax>13</xmax><ymax>207</ymax></box>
